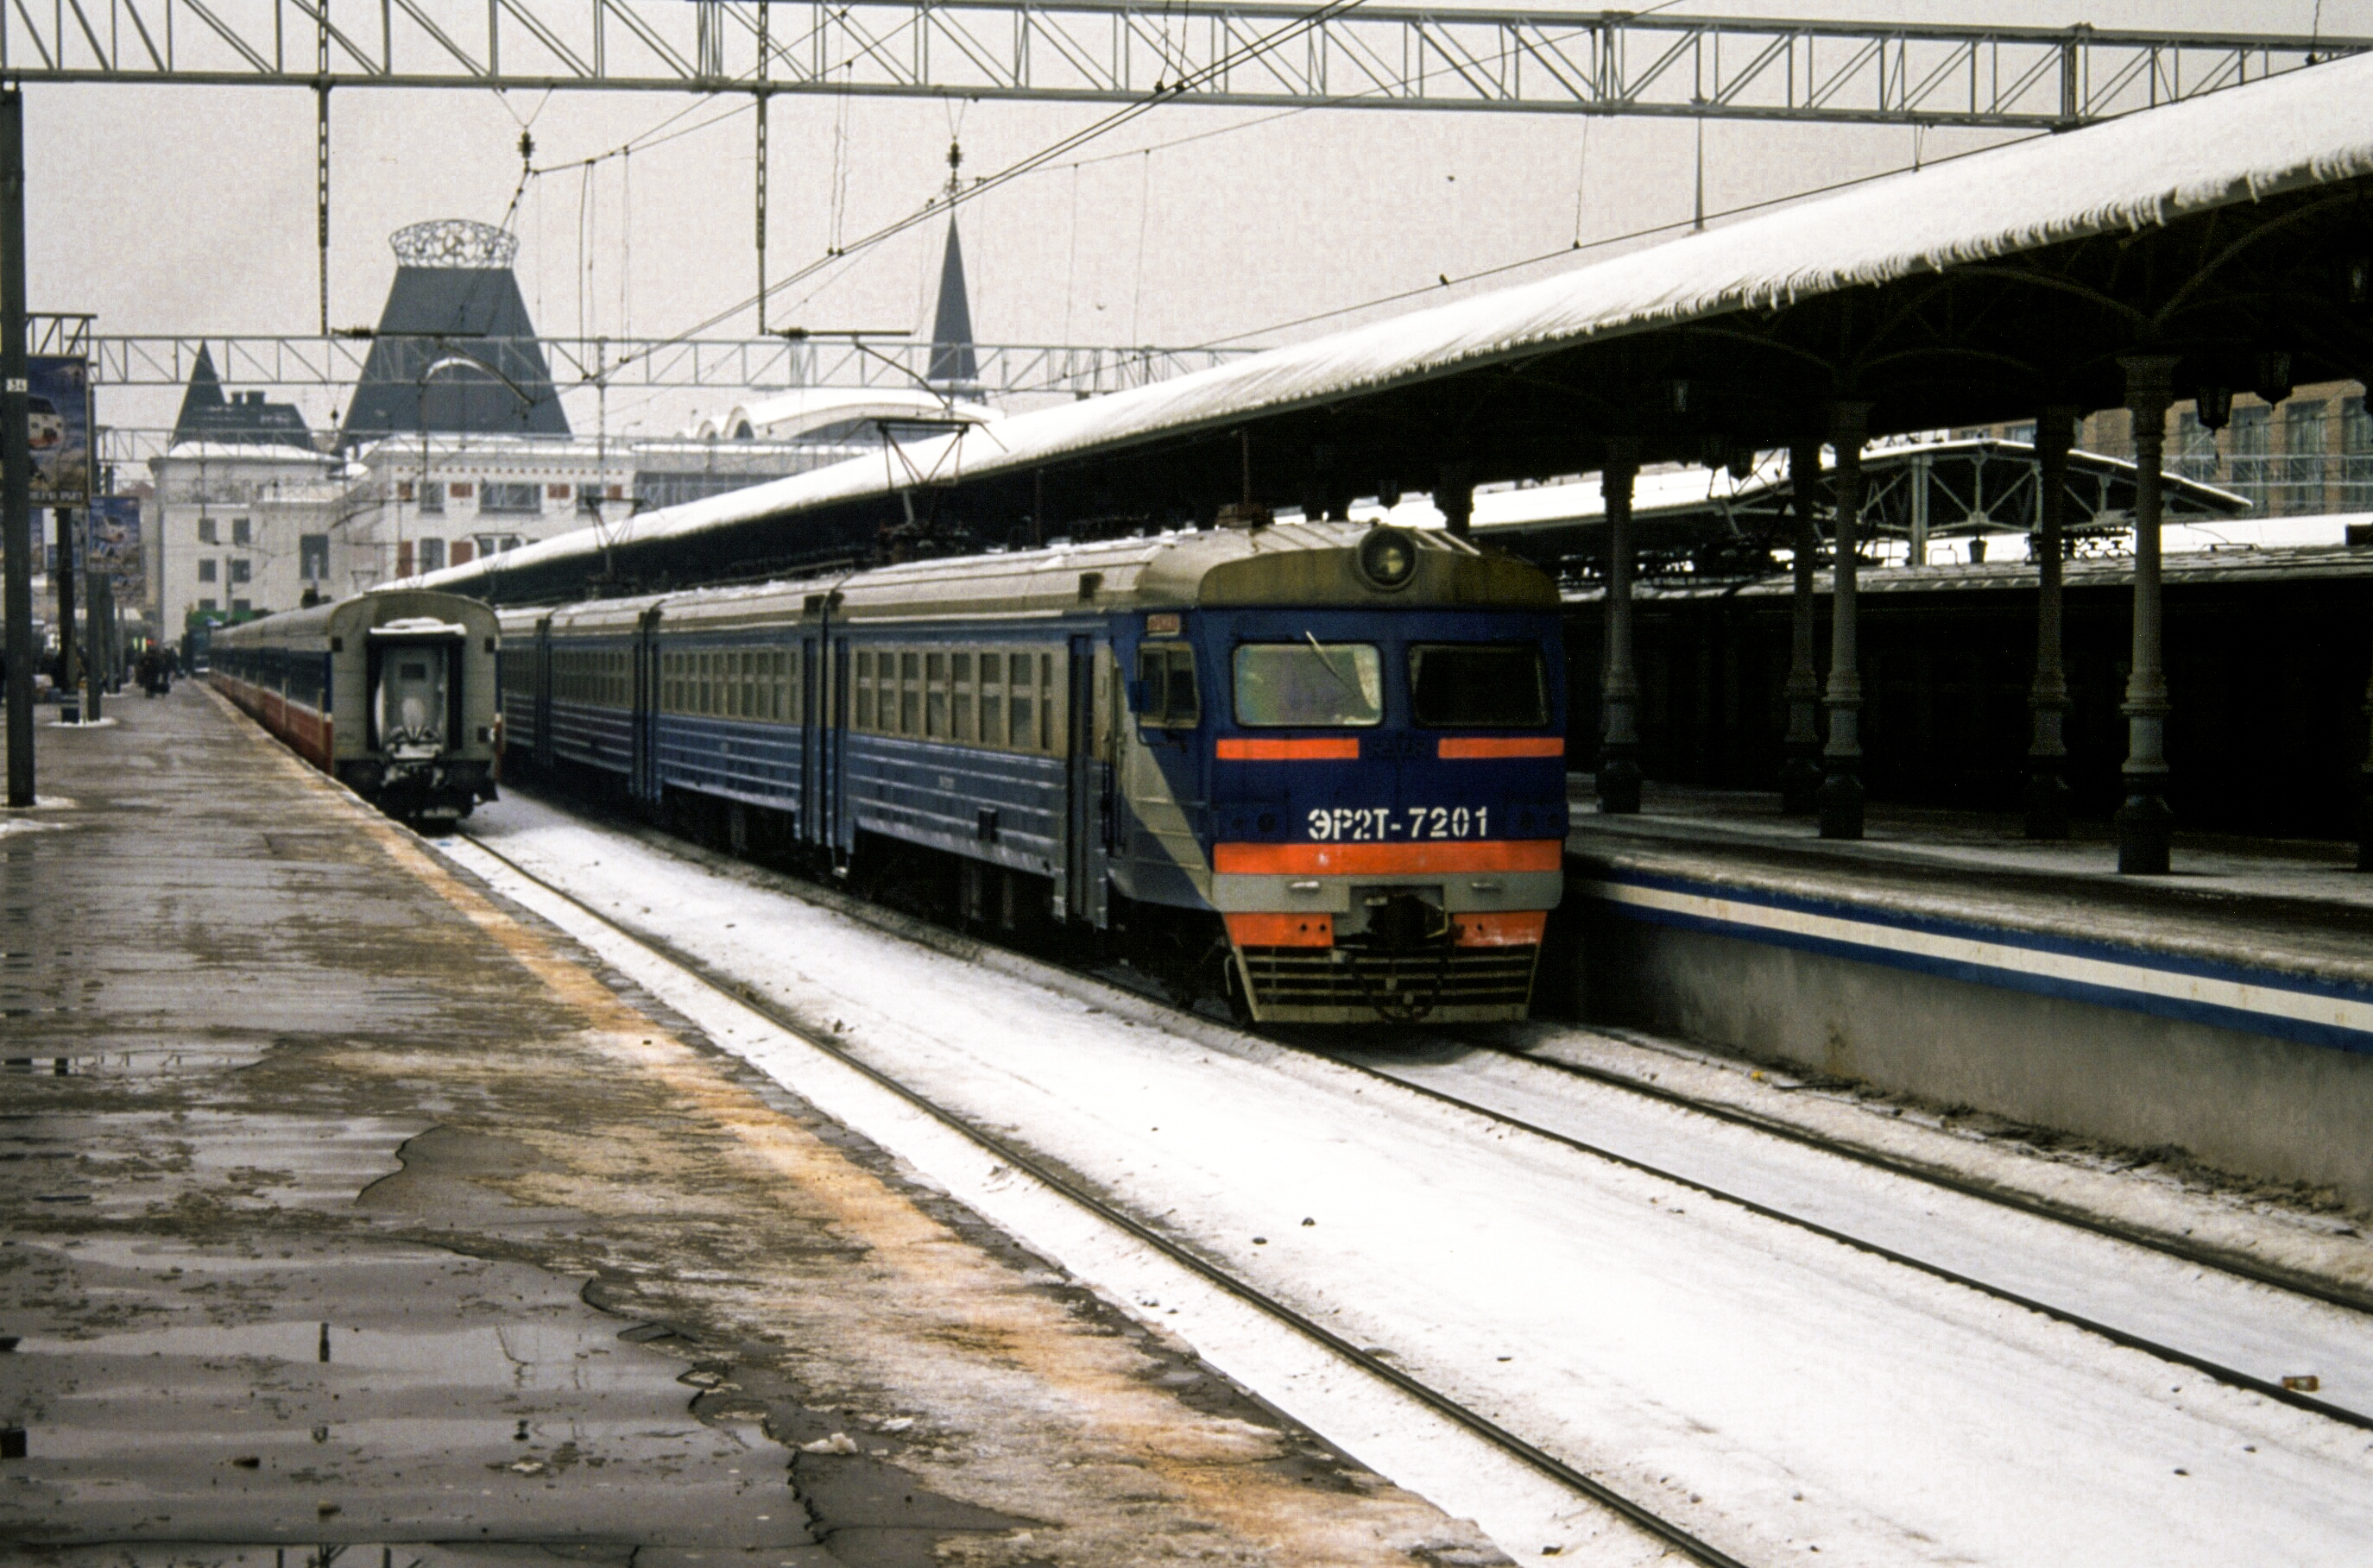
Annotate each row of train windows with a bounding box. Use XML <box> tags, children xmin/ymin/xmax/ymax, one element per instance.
<box><xmin>854</xmin><ymin>647</ymin><xmax>1058</xmax><ymax>754</ymax></box>
<box><xmin>663</xmin><ymin>648</ymin><xmax>799</xmax><ymax>721</ymax></box>
<box><xmin>554</xmin><ymin>648</ymin><xmax>631</xmax><ymax>707</ymax></box>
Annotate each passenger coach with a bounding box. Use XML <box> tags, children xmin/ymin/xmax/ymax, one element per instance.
<box><xmin>499</xmin><ymin>521</ymin><xmax>1568</xmax><ymax>1023</ymax></box>
<box><xmin>211</xmin><ymin>589</ymin><xmax>502</xmax><ymax>825</ymax></box>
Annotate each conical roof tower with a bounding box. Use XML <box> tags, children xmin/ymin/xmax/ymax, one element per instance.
<box><xmin>338</xmin><ymin>219</ymin><xmax>569</xmax><ymax>448</ymax></box>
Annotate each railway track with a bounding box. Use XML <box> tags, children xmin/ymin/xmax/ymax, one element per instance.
<box><xmin>454</xmin><ymin>826</ymin><xmax>1753</xmax><ymax>1568</ymax></box>
<box><xmin>455</xmin><ymin>793</ymin><xmax>2373</xmax><ymax>1560</ymax></box>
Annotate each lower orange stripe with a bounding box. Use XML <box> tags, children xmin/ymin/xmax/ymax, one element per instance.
<box><xmin>1214</xmin><ymin>840</ymin><xmax>1562</xmax><ymax>875</ymax></box>
<box><xmin>1225</xmin><ymin>911</ymin><xmax>1335</xmax><ymax>948</ymax></box>
<box><xmin>1438</xmin><ymin>736</ymin><xmax>1566</xmax><ymax>759</ymax></box>
<box><xmin>1216</xmin><ymin>737</ymin><xmax>1361</xmax><ymax>760</ymax></box>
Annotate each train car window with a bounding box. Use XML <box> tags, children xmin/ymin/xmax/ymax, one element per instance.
<box><xmin>926</xmin><ymin>652</ymin><xmax>948</xmax><ymax>738</ymax></box>
<box><xmin>900</xmin><ymin>652</ymin><xmax>921</xmax><ymax>735</ymax></box>
<box><xmin>1233</xmin><ymin>642</ymin><xmax>1384</xmax><ymax>727</ymax></box>
<box><xmin>1009</xmin><ymin>659</ymin><xmax>1034</xmax><ymax>753</ymax></box>
<box><xmin>1042</xmin><ymin>653</ymin><xmax>1059</xmax><ymax>755</ymax></box>
<box><xmin>855</xmin><ymin>651</ymin><xmax>875</xmax><ymax>729</ymax></box>
<box><xmin>979</xmin><ymin>653</ymin><xmax>1003</xmax><ymax>749</ymax></box>
<box><xmin>1410</xmin><ymin>645</ymin><xmax>1547</xmax><ymax>728</ymax></box>
<box><xmin>952</xmin><ymin>652</ymin><xmax>974</xmax><ymax>741</ymax></box>
<box><xmin>1135</xmin><ymin>644</ymin><xmax>1199</xmax><ymax>727</ymax></box>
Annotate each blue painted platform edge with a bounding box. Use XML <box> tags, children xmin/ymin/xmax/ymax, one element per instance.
<box><xmin>1577</xmin><ymin>864</ymin><xmax>2373</xmax><ymax>1059</ymax></box>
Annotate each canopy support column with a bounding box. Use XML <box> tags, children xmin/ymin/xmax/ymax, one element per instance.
<box><xmin>1598</xmin><ymin>442</ymin><xmax>1642</xmax><ymax>815</ymax></box>
<box><xmin>2117</xmin><ymin>355</ymin><xmax>2180</xmax><ymax>874</ymax></box>
<box><xmin>2357</xmin><ymin>620</ymin><xmax>2373</xmax><ymax>872</ymax></box>
<box><xmin>1779</xmin><ymin>436</ymin><xmax>1825</xmax><ymax>815</ymax></box>
<box><xmin>1819</xmin><ymin>402</ymin><xmax>1871</xmax><ymax>841</ymax></box>
<box><xmin>2026</xmin><ymin>406</ymin><xmax>2078</xmax><ymax>840</ymax></box>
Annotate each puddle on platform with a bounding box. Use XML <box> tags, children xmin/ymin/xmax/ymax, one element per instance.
<box><xmin>0</xmin><ymin>1240</ymin><xmax>811</xmax><ymax>1550</ymax></box>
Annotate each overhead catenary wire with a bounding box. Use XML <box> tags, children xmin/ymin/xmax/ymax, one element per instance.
<box><xmin>609</xmin><ymin>0</ymin><xmax>1375</xmax><ymax>374</ymax></box>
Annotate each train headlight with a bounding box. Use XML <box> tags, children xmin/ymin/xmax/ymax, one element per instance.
<box><xmin>1356</xmin><ymin>526</ymin><xmax>1419</xmax><ymax>591</ymax></box>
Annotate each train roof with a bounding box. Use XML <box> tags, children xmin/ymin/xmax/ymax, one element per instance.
<box><xmin>215</xmin><ymin>589</ymin><xmax>498</xmax><ymax>647</ymax></box>
<box><xmin>483</xmin><ymin>524</ymin><xmax>1556</xmax><ymax>633</ymax></box>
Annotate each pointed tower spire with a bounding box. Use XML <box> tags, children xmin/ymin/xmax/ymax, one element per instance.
<box><xmin>171</xmin><ymin>344</ymin><xmax>230</xmax><ymax>444</ymax></box>
<box><xmin>927</xmin><ymin>142</ymin><xmax>979</xmax><ymax>394</ymax></box>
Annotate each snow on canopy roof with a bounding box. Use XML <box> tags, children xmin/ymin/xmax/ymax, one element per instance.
<box><xmin>424</xmin><ymin>54</ymin><xmax>2373</xmax><ymax>596</ymax></box>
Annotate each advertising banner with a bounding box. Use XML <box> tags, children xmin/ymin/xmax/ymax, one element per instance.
<box><xmin>26</xmin><ymin>355</ymin><xmax>92</xmax><ymax>507</ymax></box>
<box><xmin>90</xmin><ymin>495</ymin><xmax>142</xmax><ymax>593</ymax></box>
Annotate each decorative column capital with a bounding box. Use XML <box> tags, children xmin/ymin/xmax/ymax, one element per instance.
<box><xmin>2117</xmin><ymin>354</ymin><xmax>2181</xmax><ymax>417</ymax></box>
<box><xmin>1827</xmin><ymin>400</ymin><xmax>1872</xmax><ymax>446</ymax></box>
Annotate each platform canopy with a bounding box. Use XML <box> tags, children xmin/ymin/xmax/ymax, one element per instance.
<box><xmin>424</xmin><ymin>51</ymin><xmax>2373</xmax><ymax>601</ymax></box>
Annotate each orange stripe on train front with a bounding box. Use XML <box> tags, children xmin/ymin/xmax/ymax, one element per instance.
<box><xmin>1215</xmin><ymin>736</ymin><xmax>1361</xmax><ymax>761</ymax></box>
<box><xmin>1213</xmin><ymin>840</ymin><xmax>1563</xmax><ymax>875</ymax></box>
<box><xmin>1437</xmin><ymin>736</ymin><xmax>1566</xmax><ymax>759</ymax></box>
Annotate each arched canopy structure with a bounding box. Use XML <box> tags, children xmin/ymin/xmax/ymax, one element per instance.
<box><xmin>422</xmin><ymin>54</ymin><xmax>2373</xmax><ymax>602</ymax></box>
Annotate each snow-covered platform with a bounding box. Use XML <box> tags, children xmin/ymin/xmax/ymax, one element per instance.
<box><xmin>1564</xmin><ymin>781</ymin><xmax>2373</xmax><ymax>1206</ymax></box>
<box><xmin>0</xmin><ymin>687</ymin><xmax>1496</xmax><ymax>1563</ymax></box>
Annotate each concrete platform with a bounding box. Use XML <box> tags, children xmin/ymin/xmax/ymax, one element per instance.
<box><xmin>1564</xmin><ymin>779</ymin><xmax>2373</xmax><ymax>1208</ymax></box>
<box><xmin>0</xmin><ymin>686</ymin><xmax>1504</xmax><ymax>1565</ymax></box>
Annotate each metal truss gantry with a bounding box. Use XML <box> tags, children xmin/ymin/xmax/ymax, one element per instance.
<box><xmin>9</xmin><ymin>3</ymin><xmax>2363</xmax><ymax>127</ymax></box>
<box><xmin>92</xmin><ymin>333</ymin><xmax>1256</xmax><ymax>396</ymax></box>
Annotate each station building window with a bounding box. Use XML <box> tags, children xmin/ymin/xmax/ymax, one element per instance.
<box><xmin>418</xmin><ymin>538</ymin><xmax>445</xmax><ymax>573</ymax></box>
<box><xmin>229</xmin><ymin>559</ymin><xmax>252</xmax><ymax>585</ymax></box>
<box><xmin>2345</xmin><ymin>396</ymin><xmax>2373</xmax><ymax>510</ymax></box>
<box><xmin>198</xmin><ymin>597</ymin><xmax>218</xmax><ymax>614</ymax></box>
<box><xmin>2284</xmin><ymin>400</ymin><xmax>2329</xmax><ymax>516</ymax></box>
<box><xmin>231</xmin><ymin>518</ymin><xmax>251</xmax><ymax>545</ymax></box>
<box><xmin>481</xmin><ymin>482</ymin><xmax>541</xmax><ymax>515</ymax></box>
<box><xmin>420</xmin><ymin>482</ymin><xmax>445</xmax><ymax>514</ymax></box>
<box><xmin>197</xmin><ymin>558</ymin><xmax>217</xmax><ymax>582</ymax></box>
<box><xmin>197</xmin><ymin>517</ymin><xmax>218</xmax><ymax>545</ymax></box>
<box><xmin>300</xmin><ymin>534</ymin><xmax>330</xmax><ymax>582</ymax></box>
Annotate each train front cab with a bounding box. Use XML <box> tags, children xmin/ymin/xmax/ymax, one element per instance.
<box><xmin>1123</xmin><ymin>528</ymin><xmax>1568</xmax><ymax>1024</ymax></box>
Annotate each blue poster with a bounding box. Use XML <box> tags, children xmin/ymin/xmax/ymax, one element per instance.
<box><xmin>26</xmin><ymin>355</ymin><xmax>91</xmax><ymax>506</ymax></box>
<box><xmin>90</xmin><ymin>495</ymin><xmax>142</xmax><ymax>591</ymax></box>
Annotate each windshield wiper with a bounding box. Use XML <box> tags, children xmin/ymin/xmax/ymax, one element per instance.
<box><xmin>1303</xmin><ymin>631</ymin><xmax>1362</xmax><ymax>700</ymax></box>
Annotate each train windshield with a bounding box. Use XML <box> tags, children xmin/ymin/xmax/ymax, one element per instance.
<box><xmin>1233</xmin><ymin>641</ymin><xmax>1383</xmax><ymax>727</ymax></box>
<box><xmin>1409</xmin><ymin>644</ymin><xmax>1549</xmax><ymax>728</ymax></box>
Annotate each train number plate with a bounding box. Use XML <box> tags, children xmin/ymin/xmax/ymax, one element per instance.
<box><xmin>1307</xmin><ymin>806</ymin><xmax>1490</xmax><ymax>841</ymax></box>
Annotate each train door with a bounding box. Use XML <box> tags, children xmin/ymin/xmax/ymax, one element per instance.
<box><xmin>632</xmin><ymin>608</ymin><xmax>662</xmax><ymax>806</ymax></box>
<box><xmin>532</xmin><ymin>617</ymin><xmax>554</xmax><ymax>771</ymax></box>
<box><xmin>799</xmin><ymin>630</ymin><xmax>821</xmax><ymax>846</ymax></box>
<box><xmin>1063</xmin><ymin>633</ymin><xmax>1105</xmax><ymax>926</ymax></box>
<box><xmin>828</xmin><ymin>634</ymin><xmax>853</xmax><ymax>858</ymax></box>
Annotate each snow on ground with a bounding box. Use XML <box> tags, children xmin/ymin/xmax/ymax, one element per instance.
<box><xmin>1343</xmin><ymin>1044</ymin><xmax>2373</xmax><ymax>1416</ymax></box>
<box><xmin>453</xmin><ymin>794</ymin><xmax>2373</xmax><ymax>1567</ymax></box>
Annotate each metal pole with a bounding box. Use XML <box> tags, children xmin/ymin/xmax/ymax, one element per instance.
<box><xmin>1819</xmin><ymin>400</ymin><xmax>1871</xmax><ymax>841</ymax></box>
<box><xmin>2026</xmin><ymin>406</ymin><xmax>2077</xmax><ymax>839</ymax></box>
<box><xmin>2116</xmin><ymin>355</ymin><xmax>2181</xmax><ymax>874</ymax></box>
<box><xmin>1597</xmin><ymin>439</ymin><xmax>1642</xmax><ymax>814</ymax></box>
<box><xmin>81</xmin><ymin>514</ymin><xmax>100</xmax><ymax>722</ymax></box>
<box><xmin>54</xmin><ymin>506</ymin><xmax>77</xmax><ymax>716</ymax></box>
<box><xmin>1778</xmin><ymin>436</ymin><xmax>1824</xmax><ymax>815</ymax></box>
<box><xmin>2</xmin><ymin>90</ymin><xmax>32</xmax><ymax>806</ymax></box>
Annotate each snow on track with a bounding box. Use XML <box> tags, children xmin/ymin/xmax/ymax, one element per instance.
<box><xmin>453</xmin><ymin>794</ymin><xmax>2373</xmax><ymax>1567</ymax></box>
<box><xmin>1339</xmin><ymin>1044</ymin><xmax>2373</xmax><ymax>1420</ymax></box>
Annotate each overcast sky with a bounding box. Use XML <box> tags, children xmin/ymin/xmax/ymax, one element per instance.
<box><xmin>28</xmin><ymin>0</ymin><xmax>2370</xmax><ymax>437</ymax></box>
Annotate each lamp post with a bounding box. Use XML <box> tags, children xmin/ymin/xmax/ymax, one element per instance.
<box><xmin>2115</xmin><ymin>355</ymin><xmax>2181</xmax><ymax>874</ymax></box>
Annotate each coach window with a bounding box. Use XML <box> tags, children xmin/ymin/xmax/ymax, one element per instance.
<box><xmin>952</xmin><ymin>652</ymin><xmax>974</xmax><ymax>741</ymax></box>
<box><xmin>1234</xmin><ymin>642</ymin><xmax>1384</xmax><ymax>727</ymax></box>
<box><xmin>926</xmin><ymin>652</ymin><xmax>949</xmax><ymax>738</ymax></box>
<box><xmin>979</xmin><ymin>653</ymin><xmax>1004</xmax><ymax>749</ymax></box>
<box><xmin>1010</xmin><ymin>656</ymin><xmax>1037</xmax><ymax>753</ymax></box>
<box><xmin>1136</xmin><ymin>644</ymin><xmax>1198</xmax><ymax>727</ymax></box>
<box><xmin>855</xmin><ymin>652</ymin><xmax>875</xmax><ymax>729</ymax></box>
<box><xmin>900</xmin><ymin>652</ymin><xmax>921</xmax><ymax>735</ymax></box>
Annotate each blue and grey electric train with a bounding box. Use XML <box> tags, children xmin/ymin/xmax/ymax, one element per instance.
<box><xmin>497</xmin><ymin>521</ymin><xmax>1569</xmax><ymax>1023</ymax></box>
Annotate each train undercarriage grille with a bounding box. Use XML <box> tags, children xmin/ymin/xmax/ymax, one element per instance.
<box><xmin>1235</xmin><ymin>944</ymin><xmax>1540</xmax><ymax>1023</ymax></box>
